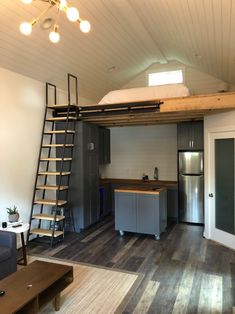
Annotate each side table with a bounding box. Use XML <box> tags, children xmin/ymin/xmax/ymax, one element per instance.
<box><xmin>0</xmin><ymin>222</ymin><xmax>29</xmax><ymax>266</ymax></box>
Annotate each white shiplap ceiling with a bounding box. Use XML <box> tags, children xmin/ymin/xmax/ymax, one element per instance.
<box><xmin>0</xmin><ymin>0</ymin><xmax>235</xmax><ymax>102</ymax></box>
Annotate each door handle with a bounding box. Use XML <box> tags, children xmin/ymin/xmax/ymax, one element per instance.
<box><xmin>209</xmin><ymin>193</ymin><xmax>214</xmax><ymax>197</ymax></box>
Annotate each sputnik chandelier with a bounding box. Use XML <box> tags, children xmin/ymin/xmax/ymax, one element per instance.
<box><xmin>20</xmin><ymin>0</ymin><xmax>91</xmax><ymax>43</ymax></box>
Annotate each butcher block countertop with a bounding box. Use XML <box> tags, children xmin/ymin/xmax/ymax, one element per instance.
<box><xmin>100</xmin><ymin>178</ymin><xmax>177</xmax><ymax>188</ymax></box>
<box><xmin>115</xmin><ymin>186</ymin><xmax>166</xmax><ymax>195</ymax></box>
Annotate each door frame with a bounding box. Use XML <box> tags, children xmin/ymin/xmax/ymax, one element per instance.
<box><xmin>205</xmin><ymin>126</ymin><xmax>235</xmax><ymax>249</ymax></box>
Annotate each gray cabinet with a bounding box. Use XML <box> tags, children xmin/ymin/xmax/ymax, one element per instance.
<box><xmin>69</xmin><ymin>122</ymin><xmax>99</xmax><ymax>231</ymax></box>
<box><xmin>99</xmin><ymin>183</ymin><xmax>112</xmax><ymax>217</ymax></box>
<box><xmin>137</xmin><ymin>194</ymin><xmax>157</xmax><ymax>235</ymax></box>
<box><xmin>115</xmin><ymin>190</ymin><xmax>167</xmax><ymax>239</ymax></box>
<box><xmin>99</xmin><ymin>127</ymin><xmax>110</xmax><ymax>164</ymax></box>
<box><xmin>115</xmin><ymin>192</ymin><xmax>136</xmax><ymax>232</ymax></box>
<box><xmin>177</xmin><ymin>122</ymin><xmax>203</xmax><ymax>150</ymax></box>
<box><xmin>167</xmin><ymin>187</ymin><xmax>178</xmax><ymax>222</ymax></box>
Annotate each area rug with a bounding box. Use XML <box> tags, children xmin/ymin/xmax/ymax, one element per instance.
<box><xmin>27</xmin><ymin>256</ymin><xmax>140</xmax><ymax>314</ymax></box>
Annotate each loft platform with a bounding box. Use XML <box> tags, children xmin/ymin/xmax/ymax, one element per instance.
<box><xmin>76</xmin><ymin>92</ymin><xmax>235</xmax><ymax>127</ymax></box>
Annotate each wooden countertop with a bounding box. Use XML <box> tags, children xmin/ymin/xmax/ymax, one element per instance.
<box><xmin>115</xmin><ymin>186</ymin><xmax>166</xmax><ymax>195</ymax></box>
<box><xmin>100</xmin><ymin>178</ymin><xmax>177</xmax><ymax>188</ymax></box>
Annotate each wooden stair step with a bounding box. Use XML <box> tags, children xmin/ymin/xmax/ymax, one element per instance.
<box><xmin>56</xmin><ymin>111</ymin><xmax>77</xmax><ymax>115</ymax></box>
<box><xmin>44</xmin><ymin>130</ymin><xmax>75</xmax><ymax>134</ymax></box>
<box><xmin>46</xmin><ymin>116</ymin><xmax>76</xmax><ymax>121</ymax></box>
<box><xmin>40</xmin><ymin>157</ymin><xmax>72</xmax><ymax>162</ymax></box>
<box><xmin>36</xmin><ymin>185</ymin><xmax>68</xmax><ymax>191</ymax></box>
<box><xmin>32</xmin><ymin>214</ymin><xmax>65</xmax><ymax>221</ymax></box>
<box><xmin>30</xmin><ymin>228</ymin><xmax>63</xmax><ymax>238</ymax></box>
<box><xmin>38</xmin><ymin>171</ymin><xmax>71</xmax><ymax>176</ymax></box>
<box><xmin>42</xmin><ymin>144</ymin><xmax>74</xmax><ymax>148</ymax></box>
<box><xmin>47</xmin><ymin>104</ymin><xmax>79</xmax><ymax>109</ymax></box>
<box><xmin>34</xmin><ymin>199</ymin><xmax>67</xmax><ymax>206</ymax></box>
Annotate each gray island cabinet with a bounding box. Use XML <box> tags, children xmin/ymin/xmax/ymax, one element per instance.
<box><xmin>115</xmin><ymin>188</ymin><xmax>167</xmax><ymax>240</ymax></box>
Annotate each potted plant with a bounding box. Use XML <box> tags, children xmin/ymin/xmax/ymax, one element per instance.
<box><xmin>7</xmin><ymin>205</ymin><xmax>19</xmax><ymax>223</ymax></box>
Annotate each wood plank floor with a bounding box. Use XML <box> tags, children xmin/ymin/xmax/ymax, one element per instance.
<box><xmin>27</xmin><ymin>216</ymin><xmax>235</xmax><ymax>313</ymax></box>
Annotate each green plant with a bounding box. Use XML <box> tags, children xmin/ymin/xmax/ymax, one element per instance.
<box><xmin>6</xmin><ymin>205</ymin><xmax>19</xmax><ymax>215</ymax></box>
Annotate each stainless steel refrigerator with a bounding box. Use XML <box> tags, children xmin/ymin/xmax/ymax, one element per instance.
<box><xmin>178</xmin><ymin>152</ymin><xmax>204</xmax><ymax>223</ymax></box>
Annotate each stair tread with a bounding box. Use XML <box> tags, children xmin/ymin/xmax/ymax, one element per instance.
<box><xmin>36</xmin><ymin>185</ymin><xmax>68</xmax><ymax>191</ymax></box>
<box><xmin>44</xmin><ymin>130</ymin><xmax>75</xmax><ymax>134</ymax></box>
<box><xmin>34</xmin><ymin>199</ymin><xmax>67</xmax><ymax>206</ymax></box>
<box><xmin>42</xmin><ymin>144</ymin><xmax>74</xmax><ymax>147</ymax></box>
<box><xmin>46</xmin><ymin>116</ymin><xmax>76</xmax><ymax>121</ymax></box>
<box><xmin>47</xmin><ymin>104</ymin><xmax>79</xmax><ymax>109</ymax></box>
<box><xmin>30</xmin><ymin>228</ymin><xmax>63</xmax><ymax>238</ymax></box>
<box><xmin>32</xmin><ymin>214</ymin><xmax>65</xmax><ymax>221</ymax></box>
<box><xmin>56</xmin><ymin>111</ymin><xmax>76</xmax><ymax>115</ymax></box>
<box><xmin>40</xmin><ymin>157</ymin><xmax>72</xmax><ymax>161</ymax></box>
<box><xmin>38</xmin><ymin>171</ymin><xmax>71</xmax><ymax>176</ymax></box>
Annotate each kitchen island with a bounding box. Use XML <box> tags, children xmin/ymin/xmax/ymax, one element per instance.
<box><xmin>100</xmin><ymin>178</ymin><xmax>178</xmax><ymax>222</ymax></box>
<box><xmin>115</xmin><ymin>186</ymin><xmax>167</xmax><ymax>240</ymax></box>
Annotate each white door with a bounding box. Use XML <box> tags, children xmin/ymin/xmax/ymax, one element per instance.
<box><xmin>207</xmin><ymin>131</ymin><xmax>235</xmax><ymax>249</ymax></box>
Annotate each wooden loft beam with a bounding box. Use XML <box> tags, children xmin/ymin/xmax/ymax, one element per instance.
<box><xmin>84</xmin><ymin>114</ymin><xmax>204</xmax><ymax>124</ymax></box>
<box><xmin>82</xmin><ymin>111</ymin><xmax>207</xmax><ymax>123</ymax></box>
<box><xmin>98</xmin><ymin>120</ymin><xmax>202</xmax><ymax>127</ymax></box>
<box><xmin>93</xmin><ymin>116</ymin><xmax>203</xmax><ymax>127</ymax></box>
<box><xmin>161</xmin><ymin>92</ymin><xmax>235</xmax><ymax>112</ymax></box>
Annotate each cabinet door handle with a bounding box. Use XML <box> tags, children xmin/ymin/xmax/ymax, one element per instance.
<box><xmin>192</xmin><ymin>140</ymin><xmax>194</xmax><ymax>148</ymax></box>
<box><xmin>189</xmin><ymin>140</ymin><xmax>191</xmax><ymax>148</ymax></box>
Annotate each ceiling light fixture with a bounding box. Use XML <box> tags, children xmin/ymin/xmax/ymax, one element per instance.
<box><xmin>20</xmin><ymin>0</ymin><xmax>91</xmax><ymax>44</ymax></box>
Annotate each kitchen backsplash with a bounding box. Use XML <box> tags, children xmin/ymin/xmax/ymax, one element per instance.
<box><xmin>99</xmin><ymin>124</ymin><xmax>177</xmax><ymax>181</ymax></box>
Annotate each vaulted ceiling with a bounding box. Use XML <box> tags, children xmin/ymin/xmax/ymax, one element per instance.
<box><xmin>1</xmin><ymin>0</ymin><xmax>235</xmax><ymax>102</ymax></box>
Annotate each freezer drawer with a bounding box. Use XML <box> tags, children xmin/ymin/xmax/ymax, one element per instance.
<box><xmin>179</xmin><ymin>174</ymin><xmax>204</xmax><ymax>223</ymax></box>
<box><xmin>179</xmin><ymin>152</ymin><xmax>203</xmax><ymax>174</ymax></box>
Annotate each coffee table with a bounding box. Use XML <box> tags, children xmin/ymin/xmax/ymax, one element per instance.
<box><xmin>0</xmin><ymin>260</ymin><xmax>73</xmax><ymax>313</ymax></box>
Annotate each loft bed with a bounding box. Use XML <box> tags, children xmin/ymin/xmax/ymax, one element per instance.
<box><xmin>77</xmin><ymin>84</ymin><xmax>235</xmax><ymax>127</ymax></box>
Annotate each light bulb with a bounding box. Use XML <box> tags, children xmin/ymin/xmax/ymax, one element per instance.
<box><xmin>80</xmin><ymin>20</ymin><xmax>91</xmax><ymax>33</ymax></box>
<box><xmin>21</xmin><ymin>0</ymin><xmax>33</xmax><ymax>4</ymax></box>
<box><xmin>20</xmin><ymin>22</ymin><xmax>32</xmax><ymax>35</ymax></box>
<box><xmin>66</xmin><ymin>7</ymin><xmax>79</xmax><ymax>22</ymax></box>
<box><xmin>49</xmin><ymin>26</ymin><xmax>60</xmax><ymax>43</ymax></box>
<box><xmin>59</xmin><ymin>0</ymin><xmax>67</xmax><ymax>11</ymax></box>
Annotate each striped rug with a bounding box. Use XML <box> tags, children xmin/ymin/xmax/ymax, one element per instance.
<box><xmin>26</xmin><ymin>256</ymin><xmax>140</xmax><ymax>314</ymax></box>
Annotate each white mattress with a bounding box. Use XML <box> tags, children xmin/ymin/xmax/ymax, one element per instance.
<box><xmin>99</xmin><ymin>84</ymin><xmax>190</xmax><ymax>104</ymax></box>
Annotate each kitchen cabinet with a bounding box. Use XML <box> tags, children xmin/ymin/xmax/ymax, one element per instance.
<box><xmin>115</xmin><ymin>189</ymin><xmax>167</xmax><ymax>239</ymax></box>
<box><xmin>99</xmin><ymin>127</ymin><xmax>111</xmax><ymax>164</ymax></box>
<box><xmin>177</xmin><ymin>121</ymin><xmax>203</xmax><ymax>150</ymax></box>
<box><xmin>167</xmin><ymin>187</ymin><xmax>178</xmax><ymax>222</ymax></box>
<box><xmin>115</xmin><ymin>192</ymin><xmax>136</xmax><ymax>233</ymax></box>
<box><xmin>99</xmin><ymin>183</ymin><xmax>112</xmax><ymax>217</ymax></box>
<box><xmin>68</xmin><ymin>121</ymin><xmax>100</xmax><ymax>231</ymax></box>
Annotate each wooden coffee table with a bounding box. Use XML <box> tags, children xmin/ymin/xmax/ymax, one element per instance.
<box><xmin>0</xmin><ymin>260</ymin><xmax>73</xmax><ymax>313</ymax></box>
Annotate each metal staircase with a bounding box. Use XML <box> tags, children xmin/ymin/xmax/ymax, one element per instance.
<box><xmin>28</xmin><ymin>74</ymin><xmax>78</xmax><ymax>246</ymax></box>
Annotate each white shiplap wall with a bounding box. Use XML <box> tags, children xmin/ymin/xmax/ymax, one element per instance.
<box><xmin>100</xmin><ymin>125</ymin><xmax>177</xmax><ymax>181</ymax></box>
<box><xmin>122</xmin><ymin>61</ymin><xmax>228</xmax><ymax>95</ymax></box>
<box><xmin>0</xmin><ymin>67</ymin><xmax>92</xmax><ymax>229</ymax></box>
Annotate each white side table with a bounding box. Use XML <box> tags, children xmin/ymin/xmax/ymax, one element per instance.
<box><xmin>0</xmin><ymin>222</ymin><xmax>30</xmax><ymax>265</ymax></box>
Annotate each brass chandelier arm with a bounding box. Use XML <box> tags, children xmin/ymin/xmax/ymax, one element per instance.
<box><xmin>33</xmin><ymin>3</ymin><xmax>54</xmax><ymax>25</ymax></box>
<box><xmin>20</xmin><ymin>0</ymin><xmax>91</xmax><ymax>42</ymax></box>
